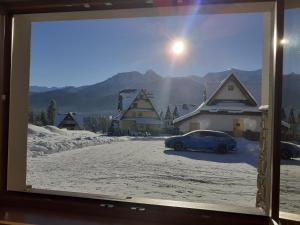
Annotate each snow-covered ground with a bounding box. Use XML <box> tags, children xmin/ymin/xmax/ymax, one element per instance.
<box><xmin>27</xmin><ymin>124</ymin><xmax>129</xmax><ymax>157</ymax></box>
<box><xmin>27</xmin><ymin>125</ymin><xmax>300</xmax><ymax>213</ymax></box>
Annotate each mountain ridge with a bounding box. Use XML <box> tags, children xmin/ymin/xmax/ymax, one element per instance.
<box><xmin>29</xmin><ymin>69</ymin><xmax>300</xmax><ymax>115</ymax></box>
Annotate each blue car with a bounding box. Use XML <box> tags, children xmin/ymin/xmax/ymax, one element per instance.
<box><xmin>281</xmin><ymin>141</ymin><xmax>300</xmax><ymax>159</ymax></box>
<box><xmin>165</xmin><ymin>130</ymin><xmax>237</xmax><ymax>153</ymax></box>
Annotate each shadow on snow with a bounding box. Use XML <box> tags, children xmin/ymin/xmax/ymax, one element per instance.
<box><xmin>281</xmin><ymin>158</ymin><xmax>300</xmax><ymax>166</ymax></box>
<box><xmin>163</xmin><ymin>149</ymin><xmax>258</xmax><ymax>168</ymax></box>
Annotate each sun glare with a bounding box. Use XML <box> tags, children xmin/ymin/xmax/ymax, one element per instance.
<box><xmin>172</xmin><ymin>40</ymin><xmax>186</xmax><ymax>55</ymax></box>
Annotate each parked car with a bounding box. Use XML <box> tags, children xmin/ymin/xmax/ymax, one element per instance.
<box><xmin>165</xmin><ymin>130</ymin><xmax>237</xmax><ymax>153</ymax></box>
<box><xmin>281</xmin><ymin>141</ymin><xmax>300</xmax><ymax>160</ymax></box>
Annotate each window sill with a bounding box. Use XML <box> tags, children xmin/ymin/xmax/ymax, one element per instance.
<box><xmin>0</xmin><ymin>189</ymin><xmax>269</xmax><ymax>225</ymax></box>
<box><xmin>280</xmin><ymin>212</ymin><xmax>300</xmax><ymax>225</ymax></box>
<box><xmin>26</xmin><ymin>188</ymin><xmax>266</xmax><ymax>216</ymax></box>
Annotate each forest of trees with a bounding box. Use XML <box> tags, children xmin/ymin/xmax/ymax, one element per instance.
<box><xmin>28</xmin><ymin>99</ymin><xmax>111</xmax><ymax>132</ymax></box>
<box><xmin>83</xmin><ymin>115</ymin><xmax>110</xmax><ymax>132</ymax></box>
<box><xmin>28</xmin><ymin>99</ymin><xmax>57</xmax><ymax>126</ymax></box>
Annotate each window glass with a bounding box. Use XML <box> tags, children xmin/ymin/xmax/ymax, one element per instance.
<box><xmin>24</xmin><ymin>8</ymin><xmax>268</xmax><ymax>209</ymax></box>
<box><xmin>280</xmin><ymin>4</ymin><xmax>300</xmax><ymax>215</ymax></box>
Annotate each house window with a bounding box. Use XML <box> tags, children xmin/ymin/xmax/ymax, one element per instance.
<box><xmin>6</xmin><ymin>1</ymin><xmax>288</xmax><ymax>223</ymax></box>
<box><xmin>228</xmin><ymin>85</ymin><xmax>234</xmax><ymax>91</ymax></box>
<box><xmin>138</xmin><ymin>112</ymin><xmax>143</xmax><ymax>117</ymax></box>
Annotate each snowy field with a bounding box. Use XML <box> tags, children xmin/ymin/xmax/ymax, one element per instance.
<box><xmin>27</xmin><ymin>125</ymin><xmax>300</xmax><ymax>213</ymax></box>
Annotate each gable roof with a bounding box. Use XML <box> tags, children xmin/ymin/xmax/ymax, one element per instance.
<box><xmin>118</xmin><ymin>89</ymin><xmax>140</xmax><ymax>113</ymax></box>
<box><xmin>282</xmin><ymin>107</ymin><xmax>300</xmax><ymax>124</ymax></box>
<box><xmin>174</xmin><ymin>104</ymin><xmax>198</xmax><ymax>118</ymax></box>
<box><xmin>54</xmin><ymin>112</ymin><xmax>84</xmax><ymax>129</ymax></box>
<box><xmin>161</xmin><ymin>104</ymin><xmax>197</xmax><ymax>120</ymax></box>
<box><xmin>119</xmin><ymin>89</ymin><xmax>161</xmax><ymax>120</ymax></box>
<box><xmin>173</xmin><ymin>73</ymin><xmax>260</xmax><ymax>124</ymax></box>
<box><xmin>206</xmin><ymin>73</ymin><xmax>257</xmax><ymax>106</ymax></box>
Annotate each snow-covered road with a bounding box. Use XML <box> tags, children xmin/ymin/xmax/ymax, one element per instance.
<box><xmin>26</xmin><ymin>125</ymin><xmax>300</xmax><ymax>213</ymax></box>
<box><xmin>27</xmin><ymin>138</ymin><xmax>260</xmax><ymax>207</ymax></box>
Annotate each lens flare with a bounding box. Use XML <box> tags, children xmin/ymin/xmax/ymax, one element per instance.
<box><xmin>172</xmin><ymin>40</ymin><xmax>185</xmax><ymax>55</ymax></box>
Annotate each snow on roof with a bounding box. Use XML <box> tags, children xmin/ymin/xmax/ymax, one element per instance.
<box><xmin>206</xmin><ymin>73</ymin><xmax>258</xmax><ymax>106</ymax></box>
<box><xmin>54</xmin><ymin>112</ymin><xmax>84</xmax><ymax>129</ymax></box>
<box><xmin>119</xmin><ymin>89</ymin><xmax>161</xmax><ymax>120</ymax></box>
<box><xmin>173</xmin><ymin>105</ymin><xmax>261</xmax><ymax>124</ymax></box>
<box><xmin>174</xmin><ymin>104</ymin><xmax>198</xmax><ymax>117</ymax></box>
<box><xmin>281</xmin><ymin>121</ymin><xmax>291</xmax><ymax>129</ymax></box>
<box><xmin>122</xmin><ymin>118</ymin><xmax>162</xmax><ymax>125</ymax></box>
<box><xmin>54</xmin><ymin>114</ymin><xmax>65</xmax><ymax>127</ymax></box>
<box><xmin>173</xmin><ymin>74</ymin><xmax>260</xmax><ymax>124</ymax></box>
<box><xmin>161</xmin><ymin>104</ymin><xmax>197</xmax><ymax>118</ymax></box>
<box><xmin>283</xmin><ymin>107</ymin><xmax>300</xmax><ymax>123</ymax></box>
<box><xmin>119</xmin><ymin>89</ymin><xmax>140</xmax><ymax>112</ymax></box>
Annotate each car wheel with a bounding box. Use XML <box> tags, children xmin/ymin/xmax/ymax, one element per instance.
<box><xmin>281</xmin><ymin>149</ymin><xmax>292</xmax><ymax>160</ymax></box>
<box><xmin>217</xmin><ymin>145</ymin><xmax>228</xmax><ymax>154</ymax></box>
<box><xmin>174</xmin><ymin>142</ymin><xmax>184</xmax><ymax>151</ymax></box>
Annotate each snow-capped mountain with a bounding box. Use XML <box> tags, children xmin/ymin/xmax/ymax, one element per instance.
<box><xmin>29</xmin><ymin>68</ymin><xmax>299</xmax><ymax>114</ymax></box>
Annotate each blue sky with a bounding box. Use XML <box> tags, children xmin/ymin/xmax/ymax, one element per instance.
<box><xmin>283</xmin><ymin>8</ymin><xmax>300</xmax><ymax>75</ymax></box>
<box><xmin>30</xmin><ymin>12</ymin><xmax>265</xmax><ymax>87</ymax></box>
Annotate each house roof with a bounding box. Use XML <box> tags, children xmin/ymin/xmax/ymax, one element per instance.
<box><xmin>206</xmin><ymin>73</ymin><xmax>258</xmax><ymax>106</ymax></box>
<box><xmin>281</xmin><ymin>121</ymin><xmax>291</xmax><ymax>129</ymax></box>
<box><xmin>163</xmin><ymin>104</ymin><xmax>197</xmax><ymax>119</ymax></box>
<box><xmin>282</xmin><ymin>107</ymin><xmax>300</xmax><ymax>124</ymax></box>
<box><xmin>174</xmin><ymin>73</ymin><xmax>260</xmax><ymax>124</ymax></box>
<box><xmin>174</xmin><ymin>104</ymin><xmax>198</xmax><ymax>117</ymax></box>
<box><xmin>54</xmin><ymin>112</ymin><xmax>84</xmax><ymax>129</ymax></box>
<box><xmin>119</xmin><ymin>89</ymin><xmax>161</xmax><ymax>120</ymax></box>
<box><xmin>119</xmin><ymin>89</ymin><xmax>140</xmax><ymax>113</ymax></box>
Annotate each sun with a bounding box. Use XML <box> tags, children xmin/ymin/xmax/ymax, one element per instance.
<box><xmin>171</xmin><ymin>40</ymin><xmax>186</xmax><ymax>55</ymax></box>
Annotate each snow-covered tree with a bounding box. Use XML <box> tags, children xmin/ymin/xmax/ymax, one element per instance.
<box><xmin>281</xmin><ymin>108</ymin><xmax>286</xmax><ymax>121</ymax></box>
<box><xmin>288</xmin><ymin>108</ymin><xmax>296</xmax><ymax>124</ymax></box>
<box><xmin>47</xmin><ymin>99</ymin><xmax>57</xmax><ymax>125</ymax></box>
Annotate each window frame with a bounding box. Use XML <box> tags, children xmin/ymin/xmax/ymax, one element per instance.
<box><xmin>0</xmin><ymin>0</ymin><xmax>292</xmax><ymax>224</ymax></box>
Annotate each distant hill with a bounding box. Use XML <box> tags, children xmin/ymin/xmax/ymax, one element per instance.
<box><xmin>30</xmin><ymin>86</ymin><xmax>60</xmax><ymax>93</ymax></box>
<box><xmin>282</xmin><ymin>73</ymin><xmax>300</xmax><ymax>109</ymax></box>
<box><xmin>29</xmin><ymin>68</ymin><xmax>300</xmax><ymax>115</ymax></box>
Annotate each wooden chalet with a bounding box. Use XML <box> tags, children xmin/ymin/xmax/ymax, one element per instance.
<box><xmin>173</xmin><ymin>73</ymin><xmax>261</xmax><ymax>136</ymax></box>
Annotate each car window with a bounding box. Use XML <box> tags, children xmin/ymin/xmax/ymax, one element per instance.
<box><xmin>198</xmin><ymin>131</ymin><xmax>210</xmax><ymax>137</ymax></box>
<box><xmin>188</xmin><ymin>131</ymin><xmax>202</xmax><ymax>138</ymax></box>
<box><xmin>217</xmin><ymin>133</ymin><xmax>228</xmax><ymax>137</ymax></box>
<box><xmin>201</xmin><ymin>131</ymin><xmax>228</xmax><ymax>138</ymax></box>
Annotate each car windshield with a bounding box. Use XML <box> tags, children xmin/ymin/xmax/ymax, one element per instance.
<box><xmin>185</xmin><ymin>131</ymin><xmax>202</xmax><ymax>137</ymax></box>
<box><xmin>185</xmin><ymin>131</ymin><xmax>229</xmax><ymax>138</ymax></box>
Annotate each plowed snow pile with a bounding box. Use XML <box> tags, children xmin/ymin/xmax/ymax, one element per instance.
<box><xmin>27</xmin><ymin>124</ymin><xmax>128</xmax><ymax>157</ymax></box>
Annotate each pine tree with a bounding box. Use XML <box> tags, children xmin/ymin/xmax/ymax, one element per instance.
<box><xmin>165</xmin><ymin>106</ymin><xmax>171</xmax><ymax>119</ymax></box>
<box><xmin>34</xmin><ymin>113</ymin><xmax>41</xmax><ymax>126</ymax></box>
<box><xmin>40</xmin><ymin>111</ymin><xmax>48</xmax><ymax>126</ymax></box>
<box><xmin>281</xmin><ymin>108</ymin><xmax>286</xmax><ymax>121</ymax></box>
<box><xmin>288</xmin><ymin>108</ymin><xmax>296</xmax><ymax>124</ymax></box>
<box><xmin>47</xmin><ymin>99</ymin><xmax>57</xmax><ymax>125</ymax></box>
<box><xmin>173</xmin><ymin>106</ymin><xmax>179</xmax><ymax>119</ymax></box>
<box><xmin>28</xmin><ymin>111</ymin><xmax>34</xmax><ymax>124</ymax></box>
